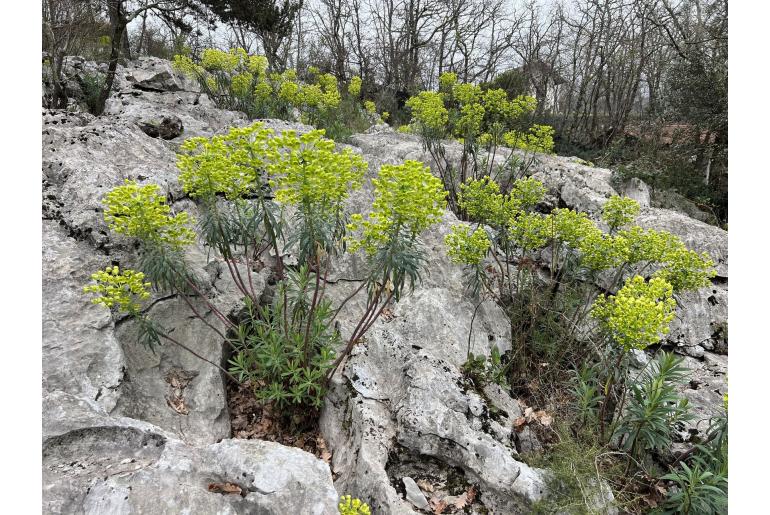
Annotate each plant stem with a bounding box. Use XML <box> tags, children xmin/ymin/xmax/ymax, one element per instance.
<box><xmin>158</xmin><ymin>332</ymin><xmax>239</xmax><ymax>383</ymax></box>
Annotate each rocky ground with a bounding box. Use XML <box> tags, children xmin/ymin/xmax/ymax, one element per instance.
<box><xmin>42</xmin><ymin>57</ymin><xmax>727</xmax><ymax>514</ymax></box>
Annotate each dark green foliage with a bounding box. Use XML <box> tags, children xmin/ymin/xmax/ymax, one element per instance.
<box><xmin>462</xmin><ymin>346</ymin><xmax>509</xmax><ymax>388</ymax></box>
<box><xmin>658</xmin><ymin>405</ymin><xmax>727</xmax><ymax>514</ymax></box>
<box><xmin>138</xmin><ymin>244</ymin><xmax>196</xmax><ymax>294</ymax></box>
<box><xmin>481</xmin><ymin>68</ymin><xmax>529</xmax><ymax>101</ymax></box>
<box><xmin>613</xmin><ymin>352</ymin><xmax>692</xmax><ymax>460</ymax></box>
<box><xmin>365</xmin><ymin>231</ymin><xmax>426</xmax><ymax>303</ymax></box>
<box><xmin>78</xmin><ymin>70</ymin><xmax>106</xmax><ymax>115</ymax></box>
<box><xmin>228</xmin><ymin>266</ymin><xmax>338</xmax><ymax>411</ymax></box>
<box><xmin>135</xmin><ymin>316</ymin><xmax>165</xmax><ymax>351</ymax></box>
<box><xmin>659</xmin><ymin>462</ymin><xmax>727</xmax><ymax>515</ymax></box>
<box><xmin>199</xmin><ymin>0</ymin><xmax>303</xmax><ymax>67</ymax></box>
<box><xmin>570</xmin><ymin>363</ymin><xmax>603</xmax><ymax>426</ymax></box>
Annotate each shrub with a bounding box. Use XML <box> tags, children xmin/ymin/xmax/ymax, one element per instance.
<box><xmin>445</xmin><ymin>183</ymin><xmax>714</xmax><ymax>420</ymax></box>
<box><xmin>406</xmin><ymin>74</ymin><xmax>555</xmax><ymax>213</ymax></box>
<box><xmin>173</xmin><ymin>48</ymin><xmax>379</xmax><ymax>141</ymax></box>
<box><xmin>462</xmin><ymin>345</ymin><xmax>509</xmax><ymax>388</ymax></box>
<box><xmin>338</xmin><ymin>495</ymin><xmax>371</xmax><ymax>515</ymax></box>
<box><xmin>77</xmin><ymin>70</ymin><xmax>106</xmax><ymax>115</ymax></box>
<box><xmin>85</xmin><ymin>123</ymin><xmax>443</xmax><ymax>415</ymax></box>
<box><xmin>229</xmin><ymin>268</ymin><xmax>338</xmax><ymax>410</ymax></box>
<box><xmin>660</xmin><ymin>462</ymin><xmax>727</xmax><ymax>514</ymax></box>
<box><xmin>612</xmin><ymin>352</ymin><xmax>692</xmax><ymax>459</ymax></box>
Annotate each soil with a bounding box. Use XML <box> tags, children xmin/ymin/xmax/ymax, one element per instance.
<box><xmin>226</xmin><ymin>379</ymin><xmax>333</xmax><ymax>464</ymax></box>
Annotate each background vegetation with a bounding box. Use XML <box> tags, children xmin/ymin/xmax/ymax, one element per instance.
<box><xmin>43</xmin><ymin>0</ymin><xmax>727</xmax><ymax>222</ymax></box>
<box><xmin>47</xmin><ymin>1</ymin><xmax>728</xmax><ymax>512</ymax></box>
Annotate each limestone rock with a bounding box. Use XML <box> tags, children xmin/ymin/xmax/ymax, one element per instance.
<box><xmin>617</xmin><ymin>177</ymin><xmax>651</xmax><ymax>207</ymax></box>
<box><xmin>137</xmin><ymin>114</ymin><xmax>183</xmax><ymax>139</ymax></box>
<box><xmin>43</xmin><ymin>395</ymin><xmax>338</xmax><ymax>515</ymax></box>
<box><xmin>42</xmin><ymin>56</ymin><xmax>728</xmax><ymax>514</ymax></box>
<box><xmin>123</xmin><ymin>56</ymin><xmax>193</xmax><ymax>92</ymax></box>
<box><xmin>402</xmin><ymin>477</ymin><xmax>429</xmax><ymax>510</ymax></box>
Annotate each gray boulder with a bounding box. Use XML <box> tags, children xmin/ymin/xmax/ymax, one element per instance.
<box><xmin>137</xmin><ymin>114</ymin><xmax>183</xmax><ymax>139</ymax></box>
<box><xmin>42</xmin><ymin>56</ymin><xmax>727</xmax><ymax>514</ymax></box>
<box><xmin>43</xmin><ymin>393</ymin><xmax>338</xmax><ymax>515</ymax></box>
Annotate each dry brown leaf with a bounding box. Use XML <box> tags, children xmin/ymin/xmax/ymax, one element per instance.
<box><xmin>513</xmin><ymin>416</ymin><xmax>527</xmax><ymax>432</ymax></box>
<box><xmin>208</xmin><ymin>482</ymin><xmax>242</xmax><ymax>495</ymax></box>
<box><xmin>524</xmin><ymin>407</ymin><xmax>536</xmax><ymax>423</ymax></box>
<box><xmin>453</xmin><ymin>485</ymin><xmax>477</xmax><ymax>509</ymax></box>
<box><xmin>416</xmin><ymin>479</ymin><xmax>435</xmax><ymax>493</ymax></box>
<box><xmin>165</xmin><ymin>395</ymin><xmax>189</xmax><ymax>415</ymax></box>
<box><xmin>429</xmin><ymin>496</ymin><xmax>447</xmax><ymax>514</ymax></box>
<box><xmin>316</xmin><ymin>435</ymin><xmax>333</xmax><ymax>463</ymax></box>
<box><xmin>533</xmin><ymin>410</ymin><xmax>553</xmax><ymax>426</ymax></box>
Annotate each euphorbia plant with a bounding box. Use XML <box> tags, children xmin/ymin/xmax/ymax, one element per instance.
<box><xmin>406</xmin><ymin>72</ymin><xmax>555</xmax><ymax>214</ymax></box>
<box><xmin>336</xmin><ymin>160</ymin><xmax>447</xmax><ymax>378</ymax></box>
<box><xmin>444</xmin><ymin>179</ymin><xmax>715</xmax><ymax>387</ymax></box>
<box><xmin>84</xmin><ymin>123</ymin><xmax>445</xmax><ymax>416</ymax></box>
<box><xmin>174</xmin><ymin>48</ymin><xmax>380</xmax><ymax>141</ymax></box>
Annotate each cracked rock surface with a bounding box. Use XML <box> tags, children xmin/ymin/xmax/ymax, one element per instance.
<box><xmin>42</xmin><ymin>57</ymin><xmax>337</xmax><ymax>514</ymax></box>
<box><xmin>42</xmin><ymin>56</ymin><xmax>727</xmax><ymax>513</ymax></box>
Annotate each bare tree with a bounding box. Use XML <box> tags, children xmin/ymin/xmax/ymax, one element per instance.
<box><xmin>95</xmin><ymin>1</ymin><xmax>186</xmax><ymax>115</ymax></box>
<box><xmin>43</xmin><ymin>0</ymin><xmax>99</xmax><ymax>108</ymax></box>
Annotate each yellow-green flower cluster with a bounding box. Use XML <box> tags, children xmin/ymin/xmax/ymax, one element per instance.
<box><xmin>510</xmin><ymin>177</ymin><xmax>547</xmax><ymax>211</ymax></box>
<box><xmin>615</xmin><ymin>226</ymin><xmax>678</xmax><ymax>264</ymax></box>
<box><xmin>456</xmin><ymin>102</ymin><xmax>485</xmax><ymax>137</ymax></box>
<box><xmin>278</xmin><ymin>78</ymin><xmax>300</xmax><ymax>103</ymax></box>
<box><xmin>503</xmin><ymin>125</ymin><xmax>555</xmax><ymax>154</ymax></box>
<box><xmin>83</xmin><ymin>266</ymin><xmax>151</xmax><ymax>313</ymax></box>
<box><xmin>247</xmin><ymin>55</ymin><xmax>269</xmax><ymax>75</ymax></box>
<box><xmin>405</xmin><ymin>91</ymin><xmax>448</xmax><ymax>132</ymax></box>
<box><xmin>602</xmin><ymin>195</ymin><xmax>640</xmax><ymax>231</ymax></box>
<box><xmin>577</xmin><ymin>230</ymin><xmax>628</xmax><ymax>270</ymax></box>
<box><xmin>453</xmin><ymin>82</ymin><xmax>482</xmax><ymax>105</ymax></box>
<box><xmin>348</xmin><ymin>160</ymin><xmax>446</xmax><ymax>254</ymax></box>
<box><xmin>591</xmin><ymin>275</ymin><xmax>677</xmax><ymax>351</ymax></box>
<box><xmin>103</xmin><ymin>180</ymin><xmax>195</xmax><ymax>248</ymax></box>
<box><xmin>230</xmin><ymin>71</ymin><xmax>253</xmax><ymax>97</ymax></box>
<box><xmin>200</xmin><ymin>48</ymin><xmax>240</xmax><ymax>72</ymax></box>
<box><xmin>482</xmin><ymin>89</ymin><xmax>508</xmax><ymax>119</ymax></box>
<box><xmin>364</xmin><ymin>100</ymin><xmax>377</xmax><ymax>114</ymax></box>
<box><xmin>507</xmin><ymin>95</ymin><xmax>539</xmax><ymax>119</ymax></box>
<box><xmin>254</xmin><ymin>81</ymin><xmax>272</xmax><ymax>101</ymax></box>
<box><xmin>458</xmin><ymin>177</ymin><xmax>508</xmax><ymax>225</ymax></box>
<box><xmin>406</xmin><ymin>75</ymin><xmax>553</xmax><ymax>155</ymax></box>
<box><xmin>173</xmin><ymin>48</ymin><xmax>350</xmax><ymax>122</ymax></box>
<box><xmin>459</xmin><ymin>176</ymin><xmax>546</xmax><ymax>228</ymax></box>
<box><xmin>445</xmin><ymin>225</ymin><xmax>491</xmax><ymax>265</ymax></box>
<box><xmin>655</xmin><ymin>246</ymin><xmax>716</xmax><ymax>292</ymax></box>
<box><xmin>438</xmin><ymin>72</ymin><xmax>458</xmax><ymax>93</ymax></box>
<box><xmin>509</xmin><ymin>212</ymin><xmax>551</xmax><ymax>251</ymax></box>
<box><xmin>348</xmin><ymin>76</ymin><xmax>362</xmax><ymax>97</ymax></box>
<box><xmin>177</xmin><ymin>123</ymin><xmax>274</xmax><ymax>200</ymax></box>
<box><xmin>171</xmin><ymin>54</ymin><xmax>203</xmax><ymax>77</ymax></box>
<box><xmin>552</xmin><ymin>208</ymin><xmax>598</xmax><ymax>247</ymax></box>
<box><xmin>265</xmin><ymin>129</ymin><xmax>367</xmax><ymax>208</ymax></box>
<box><xmin>338</xmin><ymin>495</ymin><xmax>371</xmax><ymax>515</ymax></box>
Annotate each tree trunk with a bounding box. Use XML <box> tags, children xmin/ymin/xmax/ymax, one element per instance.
<box><xmin>121</xmin><ymin>25</ymin><xmax>132</xmax><ymax>60</ymax></box>
<box><xmin>96</xmin><ymin>1</ymin><xmax>128</xmax><ymax>116</ymax></box>
<box><xmin>50</xmin><ymin>54</ymin><xmax>68</xmax><ymax>109</ymax></box>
